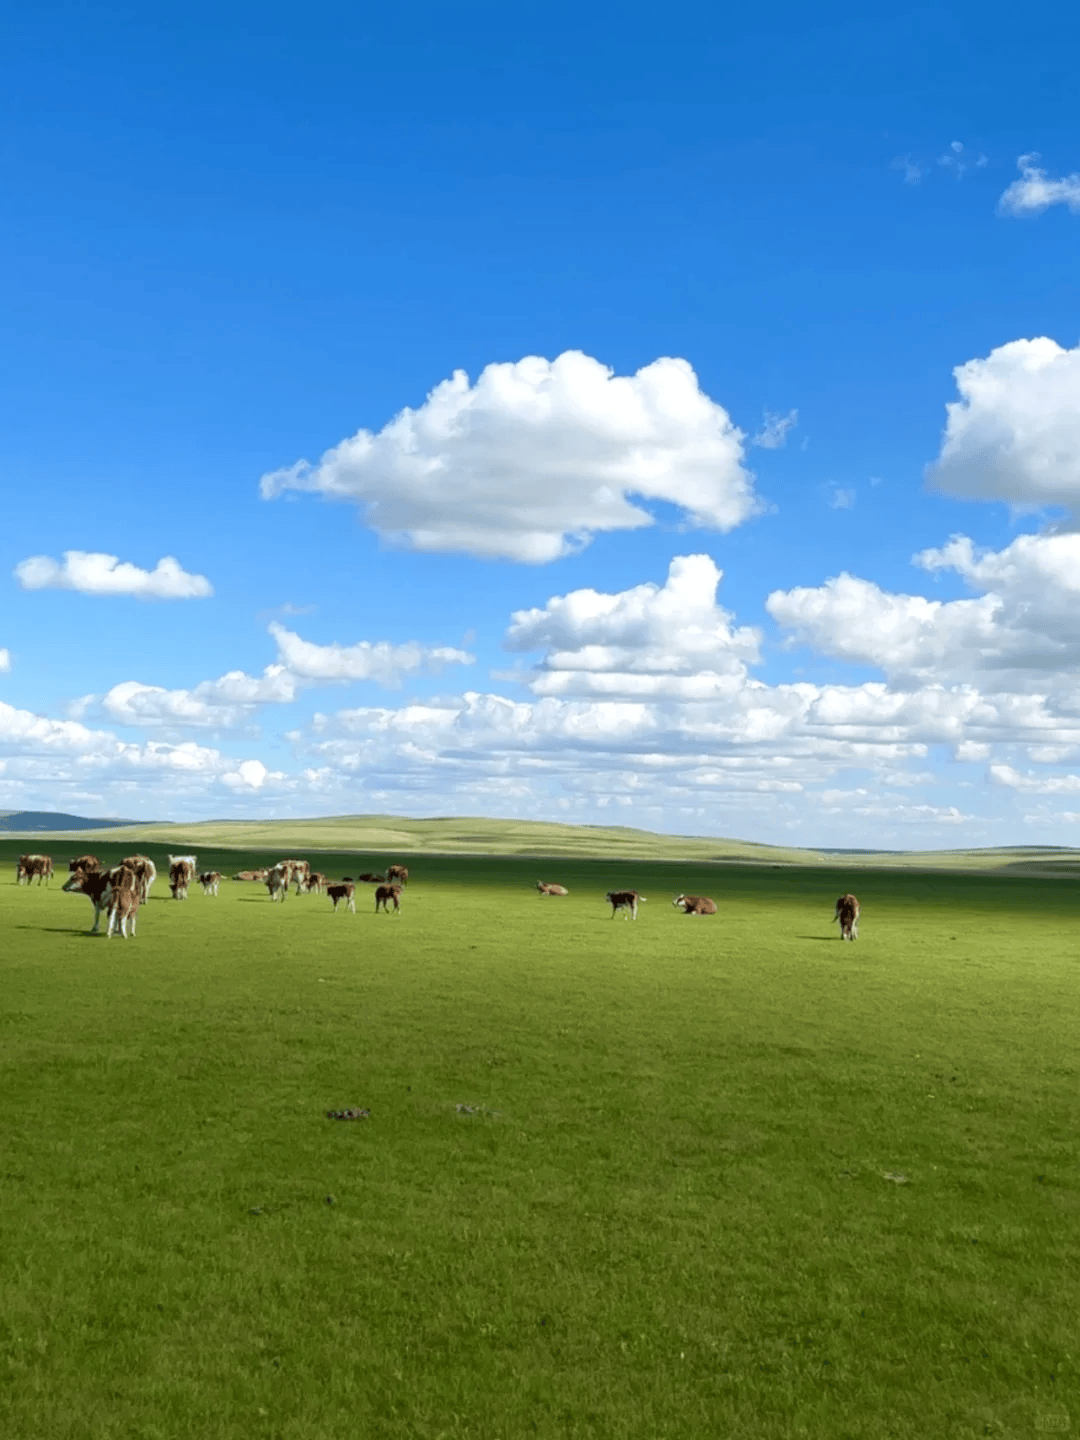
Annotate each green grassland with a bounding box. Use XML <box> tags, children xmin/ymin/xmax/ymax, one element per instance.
<box><xmin>1</xmin><ymin>837</ymin><xmax>1077</xmax><ymax>1438</ymax></box>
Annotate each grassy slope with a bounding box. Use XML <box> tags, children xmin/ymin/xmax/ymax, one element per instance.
<box><xmin>1</xmin><ymin>839</ymin><xmax>1076</xmax><ymax>1438</ymax></box>
<box><xmin>7</xmin><ymin>812</ymin><xmax>1080</xmax><ymax>874</ymax></box>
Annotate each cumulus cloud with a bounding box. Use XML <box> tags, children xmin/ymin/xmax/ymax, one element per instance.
<box><xmin>752</xmin><ymin>410</ymin><xmax>798</xmax><ymax>449</ymax></box>
<box><xmin>505</xmin><ymin>555</ymin><xmax>760</xmax><ymax>699</ymax></box>
<box><xmin>989</xmin><ymin>763</ymin><xmax>1080</xmax><ymax>794</ymax></box>
<box><xmin>259</xmin><ymin>351</ymin><xmax>758</xmax><ymax>563</ymax></box>
<box><xmin>927</xmin><ymin>338</ymin><xmax>1080</xmax><ymax>510</ymax></box>
<box><xmin>14</xmin><ymin>551</ymin><xmax>213</xmax><ymax>600</ymax></box>
<box><xmin>998</xmin><ymin>155</ymin><xmax>1080</xmax><ymax>216</ymax></box>
<box><xmin>102</xmin><ymin>666</ymin><xmax>299</xmax><ymax>728</ymax></box>
<box><xmin>268</xmin><ymin>624</ymin><xmax>474</xmax><ymax>684</ymax></box>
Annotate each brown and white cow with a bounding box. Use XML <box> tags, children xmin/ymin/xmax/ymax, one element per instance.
<box><xmin>537</xmin><ymin>881</ymin><xmax>569</xmax><ymax>896</ymax></box>
<box><xmin>672</xmin><ymin>894</ymin><xmax>717</xmax><ymax>916</ymax></box>
<box><xmin>265</xmin><ymin>864</ymin><xmax>290</xmax><ymax>902</ymax></box>
<box><xmin>275</xmin><ymin>858</ymin><xmax>311</xmax><ymax>895</ymax></box>
<box><xmin>606</xmin><ymin>890</ymin><xmax>645</xmax><ymax>920</ymax></box>
<box><xmin>386</xmin><ymin>864</ymin><xmax>409</xmax><ymax>886</ymax></box>
<box><xmin>304</xmin><ymin>871</ymin><xmax>328</xmax><ymax>894</ymax></box>
<box><xmin>198</xmin><ymin>871</ymin><xmax>222</xmax><ymax>895</ymax></box>
<box><xmin>327</xmin><ymin>882</ymin><xmax>356</xmax><ymax>913</ymax></box>
<box><xmin>834</xmin><ymin>893</ymin><xmax>860</xmax><ymax>941</ymax></box>
<box><xmin>232</xmin><ymin>869</ymin><xmax>269</xmax><ymax>882</ymax></box>
<box><xmin>68</xmin><ymin>854</ymin><xmax>101</xmax><ymax>876</ymax></box>
<box><xmin>375</xmin><ymin>883</ymin><xmax>402</xmax><ymax>914</ymax></box>
<box><xmin>62</xmin><ymin>864</ymin><xmax>137</xmax><ymax>934</ymax></box>
<box><xmin>122</xmin><ymin>855</ymin><xmax>157</xmax><ymax>903</ymax></box>
<box><xmin>168</xmin><ymin>855</ymin><xmax>196</xmax><ymax>900</ymax></box>
<box><xmin>16</xmin><ymin>854</ymin><xmax>53</xmax><ymax>886</ymax></box>
<box><xmin>105</xmin><ymin>886</ymin><xmax>141</xmax><ymax>939</ymax></box>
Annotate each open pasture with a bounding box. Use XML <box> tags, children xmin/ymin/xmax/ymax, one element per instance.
<box><xmin>1</xmin><ymin>841</ymin><xmax>1077</xmax><ymax>1438</ymax></box>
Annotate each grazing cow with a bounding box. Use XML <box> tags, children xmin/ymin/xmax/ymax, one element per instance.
<box><xmin>606</xmin><ymin>889</ymin><xmax>645</xmax><ymax>920</ymax></box>
<box><xmin>374</xmin><ymin>883</ymin><xmax>402</xmax><ymax>914</ymax></box>
<box><xmin>305</xmin><ymin>871</ymin><xmax>328</xmax><ymax>894</ymax></box>
<box><xmin>168</xmin><ymin>855</ymin><xmax>196</xmax><ymax>900</ymax></box>
<box><xmin>327</xmin><ymin>882</ymin><xmax>356</xmax><ymax>913</ymax></box>
<box><xmin>16</xmin><ymin>854</ymin><xmax>53</xmax><ymax>886</ymax></box>
<box><xmin>122</xmin><ymin>854</ymin><xmax>157</xmax><ymax>903</ymax></box>
<box><xmin>265</xmin><ymin>864</ymin><xmax>290</xmax><ymax>902</ymax></box>
<box><xmin>537</xmin><ymin>881</ymin><xmax>569</xmax><ymax>896</ymax></box>
<box><xmin>232</xmin><ymin>869</ymin><xmax>268</xmax><ymax>882</ymax></box>
<box><xmin>356</xmin><ymin>872</ymin><xmax>385</xmax><ymax>884</ymax></box>
<box><xmin>834</xmin><ymin>893</ymin><xmax>860</xmax><ymax>941</ymax></box>
<box><xmin>672</xmin><ymin>894</ymin><xmax>717</xmax><ymax>916</ymax></box>
<box><xmin>106</xmin><ymin>887</ymin><xmax>140</xmax><ymax>939</ymax></box>
<box><xmin>68</xmin><ymin>854</ymin><xmax>101</xmax><ymax>876</ymax></box>
<box><xmin>198</xmin><ymin>871</ymin><xmax>222</xmax><ymax>895</ymax></box>
<box><xmin>62</xmin><ymin>864</ymin><xmax>137</xmax><ymax>934</ymax></box>
<box><xmin>386</xmin><ymin>864</ymin><xmax>409</xmax><ymax>886</ymax></box>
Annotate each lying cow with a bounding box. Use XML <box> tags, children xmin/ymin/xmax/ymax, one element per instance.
<box><xmin>122</xmin><ymin>854</ymin><xmax>157</xmax><ymax>903</ymax></box>
<box><xmin>672</xmin><ymin>894</ymin><xmax>717</xmax><ymax>916</ymax></box>
<box><xmin>232</xmin><ymin>869</ymin><xmax>268</xmax><ymax>882</ymax></box>
<box><xmin>198</xmin><ymin>871</ymin><xmax>222</xmax><ymax>895</ymax></box>
<box><xmin>386</xmin><ymin>864</ymin><xmax>409</xmax><ymax>885</ymax></box>
<box><xmin>375</xmin><ymin>883</ymin><xmax>402</xmax><ymax>914</ymax></box>
<box><xmin>62</xmin><ymin>864</ymin><xmax>137</xmax><ymax>934</ymax></box>
<box><xmin>106</xmin><ymin>886</ymin><xmax>141</xmax><ymax>939</ymax></box>
<box><xmin>537</xmin><ymin>881</ymin><xmax>569</xmax><ymax>896</ymax></box>
<box><xmin>834</xmin><ymin>893</ymin><xmax>860</xmax><ymax>941</ymax></box>
<box><xmin>16</xmin><ymin>854</ymin><xmax>53</xmax><ymax>886</ymax></box>
<box><xmin>356</xmin><ymin>872</ymin><xmax>386</xmax><ymax>884</ymax></box>
<box><xmin>168</xmin><ymin>855</ymin><xmax>196</xmax><ymax>900</ymax></box>
<box><xmin>327</xmin><ymin>882</ymin><xmax>356</xmax><ymax>913</ymax></box>
<box><xmin>606</xmin><ymin>890</ymin><xmax>645</xmax><ymax>920</ymax></box>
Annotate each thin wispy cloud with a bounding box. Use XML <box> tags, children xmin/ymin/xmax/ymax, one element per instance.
<box><xmin>752</xmin><ymin>409</ymin><xmax>798</xmax><ymax>449</ymax></box>
<box><xmin>891</xmin><ymin>155</ymin><xmax>925</xmax><ymax>186</ymax></box>
<box><xmin>937</xmin><ymin>140</ymin><xmax>988</xmax><ymax>179</ymax></box>
<box><xmin>826</xmin><ymin>483</ymin><xmax>856</xmax><ymax>510</ymax></box>
<box><xmin>998</xmin><ymin>154</ymin><xmax>1080</xmax><ymax>215</ymax></box>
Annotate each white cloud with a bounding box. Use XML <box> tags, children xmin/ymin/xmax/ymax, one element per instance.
<box><xmin>268</xmin><ymin>624</ymin><xmax>474</xmax><ymax>685</ymax></box>
<box><xmin>927</xmin><ymin>338</ymin><xmax>1080</xmax><ymax>511</ymax></box>
<box><xmin>955</xmin><ymin>741</ymin><xmax>990</xmax><ymax>762</ymax></box>
<box><xmin>998</xmin><ymin>154</ymin><xmax>1080</xmax><ymax>216</ymax></box>
<box><xmin>0</xmin><ymin>649</ymin><xmax>9</xmax><ymax>673</ymax></box>
<box><xmin>260</xmin><ymin>351</ymin><xmax>758</xmax><ymax>563</ymax></box>
<box><xmin>892</xmin><ymin>156</ymin><xmax>925</xmax><ymax>185</ymax></box>
<box><xmin>14</xmin><ymin>551</ymin><xmax>212</xmax><ymax>600</ymax></box>
<box><xmin>826</xmin><ymin>483</ymin><xmax>856</xmax><ymax>510</ymax></box>
<box><xmin>752</xmin><ymin>409</ymin><xmax>798</xmax><ymax>449</ymax></box>
<box><xmin>102</xmin><ymin>666</ymin><xmax>299</xmax><ymax>728</ymax></box>
<box><xmin>505</xmin><ymin>555</ymin><xmax>760</xmax><ymax>698</ymax></box>
<box><xmin>937</xmin><ymin>140</ymin><xmax>987</xmax><ymax>179</ymax></box>
<box><xmin>222</xmin><ymin>759</ymin><xmax>282</xmax><ymax>789</ymax></box>
<box><xmin>990</xmin><ymin>763</ymin><xmax>1080</xmax><ymax>794</ymax></box>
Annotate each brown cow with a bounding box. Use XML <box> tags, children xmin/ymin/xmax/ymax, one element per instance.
<box><xmin>68</xmin><ymin>854</ymin><xmax>101</xmax><ymax>876</ymax></box>
<box><xmin>16</xmin><ymin>854</ymin><xmax>53</xmax><ymax>886</ymax></box>
<box><xmin>537</xmin><ymin>881</ymin><xmax>569</xmax><ymax>896</ymax></box>
<box><xmin>198</xmin><ymin>871</ymin><xmax>222</xmax><ymax>895</ymax></box>
<box><xmin>834</xmin><ymin>893</ymin><xmax>860</xmax><ymax>941</ymax></box>
<box><xmin>386</xmin><ymin>864</ymin><xmax>409</xmax><ymax>886</ymax></box>
<box><xmin>606</xmin><ymin>889</ymin><xmax>645</xmax><ymax>920</ymax></box>
<box><xmin>375</xmin><ymin>883</ymin><xmax>402</xmax><ymax>913</ymax></box>
<box><xmin>105</xmin><ymin>886</ymin><xmax>141</xmax><ymax>939</ymax></box>
<box><xmin>327</xmin><ymin>882</ymin><xmax>356</xmax><ymax>913</ymax></box>
<box><xmin>62</xmin><ymin>864</ymin><xmax>137</xmax><ymax>934</ymax></box>
<box><xmin>356</xmin><ymin>872</ymin><xmax>386</xmax><ymax>884</ymax></box>
<box><xmin>672</xmin><ymin>894</ymin><xmax>717</xmax><ymax>916</ymax></box>
<box><xmin>122</xmin><ymin>854</ymin><xmax>157</xmax><ymax>903</ymax></box>
<box><xmin>168</xmin><ymin>855</ymin><xmax>196</xmax><ymax>900</ymax></box>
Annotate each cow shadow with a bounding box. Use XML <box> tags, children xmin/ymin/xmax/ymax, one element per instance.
<box><xmin>12</xmin><ymin>925</ymin><xmax>102</xmax><ymax>937</ymax></box>
<box><xmin>795</xmin><ymin>935</ymin><xmax>837</xmax><ymax>942</ymax></box>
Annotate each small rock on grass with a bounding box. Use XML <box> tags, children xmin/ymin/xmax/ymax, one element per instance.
<box><xmin>326</xmin><ymin>1108</ymin><xmax>371</xmax><ymax>1120</ymax></box>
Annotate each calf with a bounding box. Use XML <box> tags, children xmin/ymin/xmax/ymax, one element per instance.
<box><xmin>375</xmin><ymin>883</ymin><xmax>402</xmax><ymax>914</ymax></box>
<box><xmin>606</xmin><ymin>889</ymin><xmax>645</xmax><ymax>920</ymax></box>
<box><xmin>305</xmin><ymin>871</ymin><xmax>328</xmax><ymax>894</ymax></box>
<box><xmin>327</xmin><ymin>882</ymin><xmax>356</xmax><ymax>913</ymax></box>
<box><xmin>106</xmin><ymin>886</ymin><xmax>140</xmax><ymax>939</ymax></box>
<box><xmin>834</xmin><ymin>893</ymin><xmax>860</xmax><ymax>941</ymax></box>
<box><xmin>537</xmin><ymin>881</ymin><xmax>569</xmax><ymax>896</ymax></box>
<box><xmin>168</xmin><ymin>855</ymin><xmax>196</xmax><ymax>900</ymax></box>
<box><xmin>198</xmin><ymin>871</ymin><xmax>222</xmax><ymax>895</ymax></box>
<box><xmin>122</xmin><ymin>855</ymin><xmax>157</xmax><ymax>903</ymax></box>
<box><xmin>386</xmin><ymin>864</ymin><xmax>409</xmax><ymax>885</ymax></box>
<box><xmin>17</xmin><ymin>854</ymin><xmax>53</xmax><ymax>886</ymax></box>
<box><xmin>62</xmin><ymin>865</ymin><xmax>136</xmax><ymax>934</ymax></box>
<box><xmin>672</xmin><ymin>894</ymin><xmax>717</xmax><ymax>916</ymax></box>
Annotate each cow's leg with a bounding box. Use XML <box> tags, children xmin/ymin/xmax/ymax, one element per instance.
<box><xmin>348</xmin><ymin>897</ymin><xmax>355</xmax><ymax>913</ymax></box>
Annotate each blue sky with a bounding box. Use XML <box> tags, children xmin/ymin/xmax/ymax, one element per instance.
<box><xmin>4</xmin><ymin>0</ymin><xmax>1080</xmax><ymax>844</ymax></box>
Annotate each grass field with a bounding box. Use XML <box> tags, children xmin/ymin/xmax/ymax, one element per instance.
<box><xmin>1</xmin><ymin>837</ymin><xmax>1077</xmax><ymax>1438</ymax></box>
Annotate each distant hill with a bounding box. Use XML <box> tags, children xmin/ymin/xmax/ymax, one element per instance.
<box><xmin>0</xmin><ymin>811</ymin><xmax>142</xmax><ymax>833</ymax></box>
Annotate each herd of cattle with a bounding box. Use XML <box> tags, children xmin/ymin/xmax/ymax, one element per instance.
<box><xmin>14</xmin><ymin>851</ymin><xmax>862</xmax><ymax>941</ymax></box>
